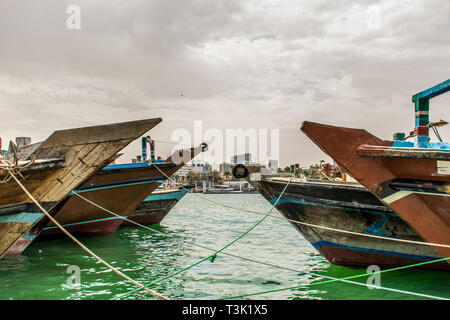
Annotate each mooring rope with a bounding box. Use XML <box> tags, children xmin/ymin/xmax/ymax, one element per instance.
<box><xmin>150</xmin><ymin>163</ymin><xmax>450</xmax><ymax>249</ymax></box>
<box><xmin>2</xmin><ymin>156</ymin><xmax>446</xmax><ymax>300</ymax></box>
<box><xmin>110</xmin><ymin>173</ymin><xmax>295</xmax><ymax>300</ymax></box>
<box><xmin>428</xmin><ymin>121</ymin><xmax>445</xmax><ymax>142</ymax></box>
<box><xmin>0</xmin><ymin>156</ymin><xmax>35</xmax><ymax>184</ymax></box>
<box><xmin>70</xmin><ymin>184</ymin><xmax>449</xmax><ymax>300</ymax></box>
<box><xmin>3</xmin><ymin>164</ymin><xmax>168</xmax><ymax>300</ymax></box>
<box><xmin>153</xmin><ymin>140</ymin><xmax>186</xmax><ymax>145</ymax></box>
<box><xmin>217</xmin><ymin>266</ymin><xmax>450</xmax><ymax>300</ymax></box>
<box><xmin>72</xmin><ymin>191</ymin><xmax>450</xmax><ymax>295</ymax></box>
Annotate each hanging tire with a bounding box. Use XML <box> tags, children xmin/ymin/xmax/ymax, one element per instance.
<box><xmin>232</xmin><ymin>164</ymin><xmax>249</xmax><ymax>179</ymax></box>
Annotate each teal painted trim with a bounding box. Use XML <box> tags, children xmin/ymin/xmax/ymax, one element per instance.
<box><xmin>0</xmin><ymin>212</ymin><xmax>44</xmax><ymax>224</ymax></box>
<box><xmin>75</xmin><ymin>180</ymin><xmax>166</xmax><ymax>194</ymax></box>
<box><xmin>143</xmin><ymin>189</ymin><xmax>188</xmax><ymax>202</ymax></box>
<box><xmin>104</xmin><ymin>160</ymin><xmax>165</xmax><ymax>170</ymax></box>
<box><xmin>362</xmin><ymin>217</ymin><xmax>397</xmax><ymax>239</ymax></box>
<box><xmin>392</xmin><ymin>140</ymin><xmax>450</xmax><ymax>150</ymax></box>
<box><xmin>42</xmin><ymin>216</ymin><xmax>126</xmax><ymax>231</ymax></box>
<box><xmin>412</xmin><ymin>79</ymin><xmax>450</xmax><ymax>101</ymax></box>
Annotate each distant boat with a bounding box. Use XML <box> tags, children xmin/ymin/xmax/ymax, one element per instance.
<box><xmin>204</xmin><ymin>184</ymin><xmax>235</xmax><ymax>194</ymax></box>
<box><xmin>237</xmin><ymin>166</ymin><xmax>449</xmax><ymax>270</ymax></box>
<box><xmin>2</xmin><ymin>118</ymin><xmax>162</xmax><ymax>257</ymax></box>
<box><xmin>120</xmin><ymin>187</ymin><xmax>189</xmax><ymax>226</ymax></box>
<box><xmin>301</xmin><ymin>79</ymin><xmax>450</xmax><ymax>266</ymax></box>
<box><xmin>202</xmin><ymin>183</ymin><xmax>258</xmax><ymax>194</ymax></box>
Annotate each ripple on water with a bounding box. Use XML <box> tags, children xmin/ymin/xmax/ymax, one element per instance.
<box><xmin>0</xmin><ymin>193</ymin><xmax>448</xmax><ymax>300</ymax></box>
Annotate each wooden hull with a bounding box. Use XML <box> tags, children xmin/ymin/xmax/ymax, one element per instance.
<box><xmin>0</xmin><ymin>118</ymin><xmax>162</xmax><ymax>257</ymax></box>
<box><xmin>39</xmin><ymin>163</ymin><xmax>172</xmax><ymax>236</ymax></box>
<box><xmin>121</xmin><ymin>188</ymin><xmax>188</xmax><ymax>226</ymax></box>
<box><xmin>301</xmin><ymin>121</ymin><xmax>450</xmax><ymax>262</ymax></box>
<box><xmin>37</xmin><ymin>146</ymin><xmax>202</xmax><ymax>237</ymax></box>
<box><xmin>248</xmin><ymin>176</ymin><xmax>449</xmax><ymax>271</ymax></box>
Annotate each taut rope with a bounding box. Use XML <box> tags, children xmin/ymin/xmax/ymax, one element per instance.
<box><xmin>150</xmin><ymin>163</ymin><xmax>450</xmax><ymax>249</ymax></box>
<box><xmin>1</xmin><ymin>154</ymin><xmax>168</xmax><ymax>300</ymax></box>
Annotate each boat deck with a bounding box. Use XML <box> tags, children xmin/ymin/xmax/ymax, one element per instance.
<box><xmin>264</xmin><ymin>176</ymin><xmax>364</xmax><ymax>188</ymax></box>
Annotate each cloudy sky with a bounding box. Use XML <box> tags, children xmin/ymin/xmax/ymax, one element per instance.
<box><xmin>1</xmin><ymin>0</ymin><xmax>449</xmax><ymax>168</ymax></box>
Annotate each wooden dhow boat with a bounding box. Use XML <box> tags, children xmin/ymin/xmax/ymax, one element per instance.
<box><xmin>0</xmin><ymin>118</ymin><xmax>162</xmax><ymax>257</ymax></box>
<box><xmin>120</xmin><ymin>187</ymin><xmax>189</xmax><ymax>227</ymax></box>
<box><xmin>301</xmin><ymin>79</ymin><xmax>450</xmax><ymax>264</ymax></box>
<box><xmin>234</xmin><ymin>166</ymin><xmax>449</xmax><ymax>271</ymax></box>
<box><xmin>37</xmin><ymin>145</ymin><xmax>205</xmax><ymax>237</ymax></box>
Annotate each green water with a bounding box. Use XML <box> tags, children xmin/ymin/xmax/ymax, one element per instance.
<box><xmin>0</xmin><ymin>193</ymin><xmax>448</xmax><ymax>300</ymax></box>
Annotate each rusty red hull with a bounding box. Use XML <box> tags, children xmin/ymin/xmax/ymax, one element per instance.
<box><xmin>38</xmin><ymin>164</ymin><xmax>169</xmax><ymax>236</ymax></box>
<box><xmin>1</xmin><ymin>118</ymin><xmax>163</xmax><ymax>258</ymax></box>
<box><xmin>301</xmin><ymin>121</ymin><xmax>450</xmax><ymax>262</ymax></box>
<box><xmin>38</xmin><ymin>146</ymin><xmax>203</xmax><ymax>237</ymax></box>
<box><xmin>317</xmin><ymin>245</ymin><xmax>449</xmax><ymax>271</ymax></box>
<box><xmin>6</xmin><ymin>236</ymin><xmax>35</xmax><ymax>255</ymax></box>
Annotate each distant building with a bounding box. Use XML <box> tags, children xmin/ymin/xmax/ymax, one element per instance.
<box><xmin>268</xmin><ymin>159</ymin><xmax>279</xmax><ymax>172</ymax></box>
<box><xmin>203</xmin><ymin>162</ymin><xmax>212</xmax><ymax>172</ymax></box>
<box><xmin>191</xmin><ymin>160</ymin><xmax>212</xmax><ymax>173</ymax></box>
<box><xmin>230</xmin><ymin>153</ymin><xmax>252</xmax><ymax>165</ymax></box>
<box><xmin>176</xmin><ymin>166</ymin><xmax>194</xmax><ymax>177</ymax></box>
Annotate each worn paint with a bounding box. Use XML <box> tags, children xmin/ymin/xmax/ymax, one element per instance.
<box><xmin>42</xmin><ymin>216</ymin><xmax>126</xmax><ymax>231</ymax></box>
<box><xmin>143</xmin><ymin>189</ymin><xmax>188</xmax><ymax>202</ymax></box>
<box><xmin>437</xmin><ymin>160</ymin><xmax>450</xmax><ymax>175</ymax></box>
<box><xmin>412</xmin><ymin>79</ymin><xmax>450</xmax><ymax>148</ymax></box>
<box><xmin>312</xmin><ymin>240</ymin><xmax>444</xmax><ymax>263</ymax></box>
<box><xmin>251</xmin><ymin>176</ymin><xmax>447</xmax><ymax>270</ymax></box>
<box><xmin>0</xmin><ymin>212</ymin><xmax>44</xmax><ymax>224</ymax></box>
<box><xmin>362</xmin><ymin>217</ymin><xmax>396</xmax><ymax>238</ymax></box>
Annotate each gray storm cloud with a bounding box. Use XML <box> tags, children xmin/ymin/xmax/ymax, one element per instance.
<box><xmin>0</xmin><ymin>0</ymin><xmax>449</xmax><ymax>167</ymax></box>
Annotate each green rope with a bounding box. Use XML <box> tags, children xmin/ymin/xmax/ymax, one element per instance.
<box><xmin>428</xmin><ymin>122</ymin><xmax>444</xmax><ymax>142</ymax></box>
<box><xmin>433</xmin><ymin>126</ymin><xmax>443</xmax><ymax>142</ymax></box>
<box><xmin>111</xmin><ymin>174</ymin><xmax>295</xmax><ymax>300</ymax></box>
<box><xmin>73</xmin><ymin>181</ymin><xmax>450</xmax><ymax>301</ymax></box>
<box><xmin>218</xmin><ymin>278</ymin><xmax>448</xmax><ymax>300</ymax></box>
<box><xmin>303</xmin><ymin>256</ymin><xmax>450</xmax><ymax>287</ymax></box>
<box><xmin>73</xmin><ymin>190</ymin><xmax>450</xmax><ymax>290</ymax></box>
<box><xmin>217</xmin><ymin>256</ymin><xmax>450</xmax><ymax>300</ymax></box>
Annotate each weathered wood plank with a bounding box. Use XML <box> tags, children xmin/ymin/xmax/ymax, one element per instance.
<box><xmin>0</xmin><ymin>118</ymin><xmax>163</xmax><ymax>258</ymax></box>
<box><xmin>38</xmin><ymin>140</ymin><xmax>125</xmax><ymax>201</ymax></box>
<box><xmin>0</xmin><ymin>222</ymin><xmax>34</xmax><ymax>258</ymax></box>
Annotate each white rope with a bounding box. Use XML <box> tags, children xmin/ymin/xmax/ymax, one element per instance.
<box><xmin>150</xmin><ymin>163</ymin><xmax>450</xmax><ymax>250</ymax></box>
<box><xmin>0</xmin><ymin>155</ymin><xmax>36</xmax><ymax>184</ymax></box>
<box><xmin>3</xmin><ymin>158</ymin><xmax>168</xmax><ymax>300</ymax></box>
<box><xmin>71</xmin><ymin>190</ymin><xmax>175</xmax><ymax>235</ymax></box>
<box><xmin>5</xmin><ymin>153</ymin><xmax>446</xmax><ymax>300</ymax></box>
<box><xmin>71</xmin><ymin>184</ymin><xmax>449</xmax><ymax>301</ymax></box>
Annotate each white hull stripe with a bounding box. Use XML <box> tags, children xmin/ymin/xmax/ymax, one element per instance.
<box><xmin>382</xmin><ymin>190</ymin><xmax>450</xmax><ymax>204</ymax></box>
<box><xmin>437</xmin><ymin>160</ymin><xmax>450</xmax><ymax>175</ymax></box>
